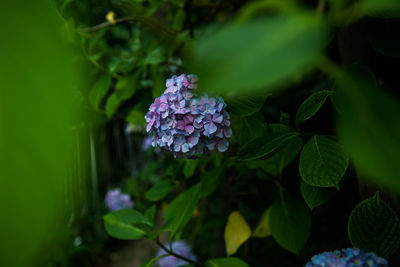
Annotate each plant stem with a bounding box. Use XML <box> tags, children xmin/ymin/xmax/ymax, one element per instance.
<box><xmin>154</xmin><ymin>237</ymin><xmax>200</xmax><ymax>266</ymax></box>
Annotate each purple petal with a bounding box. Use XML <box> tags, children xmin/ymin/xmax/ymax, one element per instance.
<box><xmin>217</xmin><ymin>139</ymin><xmax>229</xmax><ymax>152</ymax></box>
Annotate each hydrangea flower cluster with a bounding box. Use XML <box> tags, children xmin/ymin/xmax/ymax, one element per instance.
<box><xmin>104</xmin><ymin>188</ymin><xmax>134</xmax><ymax>211</ymax></box>
<box><xmin>156</xmin><ymin>240</ymin><xmax>197</xmax><ymax>267</ymax></box>
<box><xmin>145</xmin><ymin>74</ymin><xmax>232</xmax><ymax>158</ymax></box>
<box><xmin>305</xmin><ymin>248</ymin><xmax>388</xmax><ymax>267</ymax></box>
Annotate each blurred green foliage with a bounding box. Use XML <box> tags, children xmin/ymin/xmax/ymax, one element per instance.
<box><xmin>2</xmin><ymin>0</ymin><xmax>400</xmax><ymax>266</ymax></box>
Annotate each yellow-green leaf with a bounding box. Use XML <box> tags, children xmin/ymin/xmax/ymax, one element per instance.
<box><xmin>224</xmin><ymin>211</ymin><xmax>252</xmax><ymax>255</ymax></box>
<box><xmin>253</xmin><ymin>207</ymin><xmax>272</xmax><ymax>238</ymax></box>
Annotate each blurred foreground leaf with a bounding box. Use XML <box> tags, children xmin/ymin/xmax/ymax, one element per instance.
<box><xmin>334</xmin><ymin>65</ymin><xmax>400</xmax><ymax>192</ymax></box>
<box><xmin>190</xmin><ymin>13</ymin><xmax>328</xmax><ymax>94</ymax></box>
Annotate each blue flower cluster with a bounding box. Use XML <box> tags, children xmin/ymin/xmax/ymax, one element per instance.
<box><xmin>156</xmin><ymin>240</ymin><xmax>197</xmax><ymax>267</ymax></box>
<box><xmin>104</xmin><ymin>188</ymin><xmax>134</xmax><ymax>211</ymax></box>
<box><xmin>305</xmin><ymin>248</ymin><xmax>388</xmax><ymax>267</ymax></box>
<box><xmin>145</xmin><ymin>74</ymin><xmax>232</xmax><ymax>158</ymax></box>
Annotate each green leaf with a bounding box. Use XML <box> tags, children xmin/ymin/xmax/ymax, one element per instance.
<box><xmin>299</xmin><ymin>135</ymin><xmax>349</xmax><ymax>188</ymax></box>
<box><xmin>105</xmin><ymin>93</ymin><xmax>120</xmax><ymax>118</ymax></box>
<box><xmin>348</xmin><ymin>192</ymin><xmax>400</xmax><ymax>258</ymax></box>
<box><xmin>269</xmin><ymin>189</ymin><xmax>311</xmax><ymax>254</ymax></box>
<box><xmin>300</xmin><ymin>180</ymin><xmax>336</xmax><ymax>210</ymax></box>
<box><xmin>140</xmin><ymin>255</ymin><xmax>168</xmax><ymax>267</ymax></box>
<box><xmin>190</xmin><ymin>13</ymin><xmax>328</xmax><ymax>94</ymax></box>
<box><xmin>145</xmin><ymin>205</ymin><xmax>157</xmax><ymax>224</ymax></box>
<box><xmin>145</xmin><ymin>181</ymin><xmax>175</xmax><ymax>202</ymax></box>
<box><xmin>227</xmin><ymin>92</ymin><xmax>269</xmax><ymax>117</ymax></box>
<box><xmin>115</xmin><ymin>73</ymin><xmax>140</xmax><ymax>101</ymax></box>
<box><xmin>89</xmin><ymin>75</ymin><xmax>112</xmax><ymax>110</ymax></box>
<box><xmin>205</xmin><ymin>257</ymin><xmax>249</xmax><ymax>267</ymax></box>
<box><xmin>183</xmin><ymin>159</ymin><xmax>198</xmax><ymax>179</ymax></box>
<box><xmin>334</xmin><ymin>65</ymin><xmax>400</xmax><ymax>192</ymax></box>
<box><xmin>165</xmin><ymin>183</ymin><xmax>202</xmax><ymax>238</ymax></box>
<box><xmin>103</xmin><ymin>209</ymin><xmax>153</xmax><ymax>240</ymax></box>
<box><xmin>296</xmin><ymin>90</ymin><xmax>332</xmax><ymax>126</ymax></box>
<box><xmin>238</xmin><ymin>132</ymin><xmax>299</xmax><ymax>161</ymax></box>
<box><xmin>360</xmin><ymin>0</ymin><xmax>400</xmax><ymax>18</ymax></box>
<box><xmin>247</xmin><ymin>135</ymin><xmax>303</xmax><ymax>178</ymax></box>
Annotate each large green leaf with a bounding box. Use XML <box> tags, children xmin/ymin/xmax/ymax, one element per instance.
<box><xmin>360</xmin><ymin>0</ymin><xmax>400</xmax><ymax>18</ymax></box>
<box><xmin>269</xmin><ymin>189</ymin><xmax>311</xmax><ymax>254</ymax></box>
<box><xmin>205</xmin><ymin>257</ymin><xmax>249</xmax><ymax>267</ymax></box>
<box><xmin>334</xmin><ymin>65</ymin><xmax>400</xmax><ymax>191</ymax></box>
<box><xmin>296</xmin><ymin>90</ymin><xmax>332</xmax><ymax>126</ymax></box>
<box><xmin>348</xmin><ymin>192</ymin><xmax>400</xmax><ymax>258</ymax></box>
<box><xmin>189</xmin><ymin>13</ymin><xmax>328</xmax><ymax>94</ymax></box>
<box><xmin>238</xmin><ymin>132</ymin><xmax>299</xmax><ymax>161</ymax></box>
<box><xmin>165</xmin><ymin>183</ymin><xmax>202</xmax><ymax>238</ymax></box>
<box><xmin>299</xmin><ymin>135</ymin><xmax>349</xmax><ymax>187</ymax></box>
<box><xmin>145</xmin><ymin>181</ymin><xmax>175</xmax><ymax>202</ymax></box>
<box><xmin>227</xmin><ymin>92</ymin><xmax>270</xmax><ymax>117</ymax></box>
<box><xmin>300</xmin><ymin>180</ymin><xmax>336</xmax><ymax>210</ymax></box>
<box><xmin>200</xmin><ymin>166</ymin><xmax>225</xmax><ymax>197</ymax></box>
<box><xmin>103</xmin><ymin>209</ymin><xmax>153</xmax><ymax>240</ymax></box>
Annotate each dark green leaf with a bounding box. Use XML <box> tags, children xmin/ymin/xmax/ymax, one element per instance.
<box><xmin>205</xmin><ymin>257</ymin><xmax>249</xmax><ymax>267</ymax></box>
<box><xmin>348</xmin><ymin>192</ymin><xmax>400</xmax><ymax>258</ymax></box>
<box><xmin>269</xmin><ymin>189</ymin><xmax>311</xmax><ymax>254</ymax></box>
<box><xmin>334</xmin><ymin>65</ymin><xmax>400</xmax><ymax>192</ymax></box>
<box><xmin>299</xmin><ymin>135</ymin><xmax>349</xmax><ymax>187</ymax></box>
<box><xmin>227</xmin><ymin>92</ymin><xmax>269</xmax><ymax>117</ymax></box>
<box><xmin>165</xmin><ymin>183</ymin><xmax>202</xmax><ymax>238</ymax></box>
<box><xmin>246</xmin><ymin>136</ymin><xmax>303</xmax><ymax>178</ymax></box>
<box><xmin>183</xmin><ymin>159</ymin><xmax>198</xmax><ymax>179</ymax></box>
<box><xmin>103</xmin><ymin>209</ymin><xmax>152</xmax><ymax>240</ymax></box>
<box><xmin>145</xmin><ymin>181</ymin><xmax>175</xmax><ymax>202</ymax></box>
<box><xmin>300</xmin><ymin>180</ymin><xmax>336</xmax><ymax>210</ymax></box>
<box><xmin>238</xmin><ymin>132</ymin><xmax>299</xmax><ymax>161</ymax></box>
<box><xmin>296</xmin><ymin>90</ymin><xmax>332</xmax><ymax>126</ymax></box>
<box><xmin>190</xmin><ymin>13</ymin><xmax>328</xmax><ymax>94</ymax></box>
<box><xmin>89</xmin><ymin>75</ymin><xmax>112</xmax><ymax>110</ymax></box>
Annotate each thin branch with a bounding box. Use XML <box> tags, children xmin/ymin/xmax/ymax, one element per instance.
<box><xmin>154</xmin><ymin>237</ymin><xmax>200</xmax><ymax>266</ymax></box>
<box><xmin>78</xmin><ymin>17</ymin><xmax>140</xmax><ymax>33</ymax></box>
<box><xmin>316</xmin><ymin>0</ymin><xmax>327</xmax><ymax>16</ymax></box>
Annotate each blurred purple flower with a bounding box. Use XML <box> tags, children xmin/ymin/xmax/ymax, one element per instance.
<box><xmin>305</xmin><ymin>248</ymin><xmax>388</xmax><ymax>267</ymax></box>
<box><xmin>145</xmin><ymin>74</ymin><xmax>232</xmax><ymax>158</ymax></box>
<box><xmin>142</xmin><ymin>136</ymin><xmax>153</xmax><ymax>151</ymax></box>
<box><xmin>156</xmin><ymin>240</ymin><xmax>197</xmax><ymax>267</ymax></box>
<box><xmin>105</xmin><ymin>188</ymin><xmax>133</xmax><ymax>211</ymax></box>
